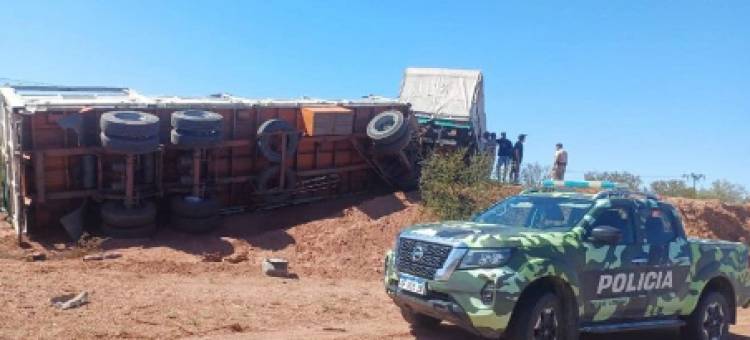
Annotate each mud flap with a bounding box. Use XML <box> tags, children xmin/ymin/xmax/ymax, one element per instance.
<box><xmin>60</xmin><ymin>200</ymin><xmax>87</xmax><ymax>241</ymax></box>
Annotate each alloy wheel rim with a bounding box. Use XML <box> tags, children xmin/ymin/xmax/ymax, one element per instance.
<box><xmin>533</xmin><ymin>307</ymin><xmax>558</xmax><ymax>340</ymax></box>
<box><xmin>702</xmin><ymin>301</ymin><xmax>725</xmax><ymax>340</ymax></box>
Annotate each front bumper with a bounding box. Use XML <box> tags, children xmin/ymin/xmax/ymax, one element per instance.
<box><xmin>383</xmin><ymin>249</ymin><xmax>517</xmax><ymax>337</ymax></box>
<box><xmin>386</xmin><ymin>284</ymin><xmax>503</xmax><ymax>339</ymax></box>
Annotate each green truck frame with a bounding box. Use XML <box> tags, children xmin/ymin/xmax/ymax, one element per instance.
<box><xmin>384</xmin><ymin>181</ymin><xmax>750</xmax><ymax>340</ymax></box>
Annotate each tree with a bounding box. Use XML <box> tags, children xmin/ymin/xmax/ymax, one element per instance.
<box><xmin>419</xmin><ymin>149</ymin><xmax>493</xmax><ymax>219</ymax></box>
<box><xmin>520</xmin><ymin>162</ymin><xmax>550</xmax><ymax>188</ymax></box>
<box><xmin>698</xmin><ymin>180</ymin><xmax>749</xmax><ymax>203</ymax></box>
<box><xmin>584</xmin><ymin>171</ymin><xmax>643</xmax><ymax>191</ymax></box>
<box><xmin>650</xmin><ymin>180</ymin><xmax>696</xmax><ymax>198</ymax></box>
<box><xmin>682</xmin><ymin>173</ymin><xmax>706</xmax><ymax>193</ymax></box>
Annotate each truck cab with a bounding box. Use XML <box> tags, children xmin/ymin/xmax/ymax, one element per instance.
<box><xmin>384</xmin><ymin>180</ymin><xmax>750</xmax><ymax>340</ymax></box>
<box><xmin>399</xmin><ymin>68</ymin><xmax>487</xmax><ymax>152</ymax></box>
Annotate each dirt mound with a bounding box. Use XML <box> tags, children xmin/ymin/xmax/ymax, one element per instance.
<box><xmin>668</xmin><ymin>198</ymin><xmax>750</xmax><ymax>244</ymax></box>
<box><xmin>240</xmin><ymin>192</ymin><xmax>433</xmax><ymax>280</ymax></box>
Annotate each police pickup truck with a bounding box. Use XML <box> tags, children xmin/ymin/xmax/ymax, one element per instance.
<box><xmin>383</xmin><ymin>180</ymin><xmax>750</xmax><ymax>340</ymax></box>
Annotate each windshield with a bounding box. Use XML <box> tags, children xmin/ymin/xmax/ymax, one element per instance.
<box><xmin>473</xmin><ymin>195</ymin><xmax>594</xmax><ymax>230</ymax></box>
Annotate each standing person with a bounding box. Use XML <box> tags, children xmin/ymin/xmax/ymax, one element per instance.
<box><xmin>552</xmin><ymin>143</ymin><xmax>568</xmax><ymax>180</ymax></box>
<box><xmin>510</xmin><ymin>134</ymin><xmax>526</xmax><ymax>184</ymax></box>
<box><xmin>495</xmin><ymin>132</ymin><xmax>513</xmax><ymax>182</ymax></box>
<box><xmin>483</xmin><ymin>132</ymin><xmax>497</xmax><ymax>178</ymax></box>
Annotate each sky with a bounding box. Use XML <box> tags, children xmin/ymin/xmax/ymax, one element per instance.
<box><xmin>1</xmin><ymin>1</ymin><xmax>748</xmax><ymax>189</ymax></box>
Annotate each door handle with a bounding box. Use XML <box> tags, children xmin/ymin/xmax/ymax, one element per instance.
<box><xmin>631</xmin><ymin>258</ymin><xmax>648</xmax><ymax>265</ymax></box>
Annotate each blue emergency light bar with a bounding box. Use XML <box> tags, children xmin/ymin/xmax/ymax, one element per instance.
<box><xmin>541</xmin><ymin>180</ymin><xmax>625</xmax><ymax>190</ymax></box>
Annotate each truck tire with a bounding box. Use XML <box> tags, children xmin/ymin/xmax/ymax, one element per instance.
<box><xmin>100</xmin><ymin>111</ymin><xmax>159</xmax><ymax>138</ymax></box>
<box><xmin>101</xmin><ymin>222</ymin><xmax>156</xmax><ymax>239</ymax></box>
<box><xmin>170</xmin><ymin>196</ymin><xmax>219</xmax><ymax>219</ymax></box>
<box><xmin>399</xmin><ymin>307</ymin><xmax>441</xmax><ymax>329</ymax></box>
<box><xmin>682</xmin><ymin>291</ymin><xmax>730</xmax><ymax>340</ymax></box>
<box><xmin>170</xmin><ymin>129</ymin><xmax>223</xmax><ymax>147</ymax></box>
<box><xmin>506</xmin><ymin>293</ymin><xmax>566</xmax><ymax>340</ymax></box>
<box><xmin>374</xmin><ymin>128</ymin><xmax>412</xmax><ymax>155</ymax></box>
<box><xmin>171</xmin><ymin>110</ymin><xmax>223</xmax><ymax>131</ymax></box>
<box><xmin>367</xmin><ymin>110</ymin><xmax>407</xmax><ymax>145</ymax></box>
<box><xmin>171</xmin><ymin>215</ymin><xmax>221</xmax><ymax>234</ymax></box>
<box><xmin>101</xmin><ymin>132</ymin><xmax>160</xmax><ymax>154</ymax></box>
<box><xmin>257</xmin><ymin>119</ymin><xmax>300</xmax><ymax>163</ymax></box>
<box><xmin>100</xmin><ymin>200</ymin><xmax>157</xmax><ymax>228</ymax></box>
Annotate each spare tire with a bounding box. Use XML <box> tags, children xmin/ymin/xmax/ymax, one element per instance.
<box><xmin>101</xmin><ymin>200</ymin><xmax>157</xmax><ymax>228</ymax></box>
<box><xmin>101</xmin><ymin>222</ymin><xmax>156</xmax><ymax>239</ymax></box>
<box><xmin>257</xmin><ymin>119</ymin><xmax>300</xmax><ymax>163</ymax></box>
<box><xmin>101</xmin><ymin>111</ymin><xmax>159</xmax><ymax>139</ymax></box>
<box><xmin>100</xmin><ymin>133</ymin><xmax>159</xmax><ymax>154</ymax></box>
<box><xmin>170</xmin><ymin>129</ymin><xmax>223</xmax><ymax>148</ymax></box>
<box><xmin>367</xmin><ymin>110</ymin><xmax>407</xmax><ymax>144</ymax></box>
<box><xmin>171</xmin><ymin>110</ymin><xmax>223</xmax><ymax>131</ymax></box>
<box><xmin>170</xmin><ymin>196</ymin><xmax>219</xmax><ymax>219</ymax></box>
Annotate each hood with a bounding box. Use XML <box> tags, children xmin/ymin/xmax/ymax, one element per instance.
<box><xmin>400</xmin><ymin>221</ymin><xmax>562</xmax><ymax>248</ymax></box>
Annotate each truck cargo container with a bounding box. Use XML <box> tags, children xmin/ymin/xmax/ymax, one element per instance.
<box><xmin>0</xmin><ymin>85</ymin><xmax>417</xmax><ymax>239</ymax></box>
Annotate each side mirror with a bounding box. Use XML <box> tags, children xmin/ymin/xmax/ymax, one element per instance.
<box><xmin>590</xmin><ymin>226</ymin><xmax>622</xmax><ymax>245</ymax></box>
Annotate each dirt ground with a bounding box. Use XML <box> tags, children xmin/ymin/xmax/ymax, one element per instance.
<box><xmin>1</xmin><ymin>192</ymin><xmax>749</xmax><ymax>340</ymax></box>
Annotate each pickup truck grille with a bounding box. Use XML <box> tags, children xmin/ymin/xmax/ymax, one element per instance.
<box><xmin>396</xmin><ymin>238</ymin><xmax>452</xmax><ymax>279</ymax></box>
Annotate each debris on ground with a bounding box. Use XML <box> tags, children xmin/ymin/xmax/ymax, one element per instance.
<box><xmin>82</xmin><ymin>252</ymin><xmax>122</xmax><ymax>261</ymax></box>
<box><xmin>50</xmin><ymin>291</ymin><xmax>89</xmax><ymax>310</ymax></box>
<box><xmin>201</xmin><ymin>252</ymin><xmax>223</xmax><ymax>262</ymax></box>
<box><xmin>262</xmin><ymin>258</ymin><xmax>289</xmax><ymax>277</ymax></box>
<box><xmin>322</xmin><ymin>326</ymin><xmax>347</xmax><ymax>332</ymax></box>
<box><xmin>223</xmin><ymin>252</ymin><xmax>248</xmax><ymax>264</ymax></box>
<box><xmin>24</xmin><ymin>252</ymin><xmax>46</xmax><ymax>262</ymax></box>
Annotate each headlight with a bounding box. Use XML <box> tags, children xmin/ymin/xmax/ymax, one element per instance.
<box><xmin>458</xmin><ymin>248</ymin><xmax>513</xmax><ymax>269</ymax></box>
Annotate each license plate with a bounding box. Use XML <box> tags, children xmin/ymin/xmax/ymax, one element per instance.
<box><xmin>398</xmin><ymin>273</ymin><xmax>427</xmax><ymax>295</ymax></box>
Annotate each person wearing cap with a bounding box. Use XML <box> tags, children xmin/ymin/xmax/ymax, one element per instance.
<box><xmin>510</xmin><ymin>134</ymin><xmax>526</xmax><ymax>184</ymax></box>
<box><xmin>552</xmin><ymin>143</ymin><xmax>568</xmax><ymax>180</ymax></box>
<box><xmin>495</xmin><ymin>132</ymin><xmax>513</xmax><ymax>182</ymax></box>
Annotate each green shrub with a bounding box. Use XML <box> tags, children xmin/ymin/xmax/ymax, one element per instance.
<box><xmin>419</xmin><ymin>150</ymin><xmax>513</xmax><ymax>220</ymax></box>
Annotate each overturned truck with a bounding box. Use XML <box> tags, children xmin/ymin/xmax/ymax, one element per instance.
<box><xmin>0</xmin><ymin>86</ymin><xmax>420</xmax><ymax>239</ymax></box>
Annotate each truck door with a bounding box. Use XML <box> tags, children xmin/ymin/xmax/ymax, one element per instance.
<box><xmin>581</xmin><ymin>199</ymin><xmax>651</xmax><ymax>322</ymax></box>
<box><xmin>640</xmin><ymin>203</ymin><xmax>692</xmax><ymax>317</ymax></box>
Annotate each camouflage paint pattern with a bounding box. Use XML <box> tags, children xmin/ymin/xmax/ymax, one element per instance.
<box><xmin>384</xmin><ymin>192</ymin><xmax>750</xmax><ymax>334</ymax></box>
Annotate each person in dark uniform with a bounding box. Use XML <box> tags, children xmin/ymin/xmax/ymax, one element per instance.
<box><xmin>495</xmin><ymin>132</ymin><xmax>513</xmax><ymax>182</ymax></box>
<box><xmin>510</xmin><ymin>134</ymin><xmax>526</xmax><ymax>184</ymax></box>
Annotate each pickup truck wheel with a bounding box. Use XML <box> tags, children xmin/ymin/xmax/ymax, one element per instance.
<box><xmin>683</xmin><ymin>291</ymin><xmax>729</xmax><ymax>340</ymax></box>
<box><xmin>399</xmin><ymin>307</ymin><xmax>441</xmax><ymax>329</ymax></box>
<box><xmin>506</xmin><ymin>293</ymin><xmax>564</xmax><ymax>340</ymax></box>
